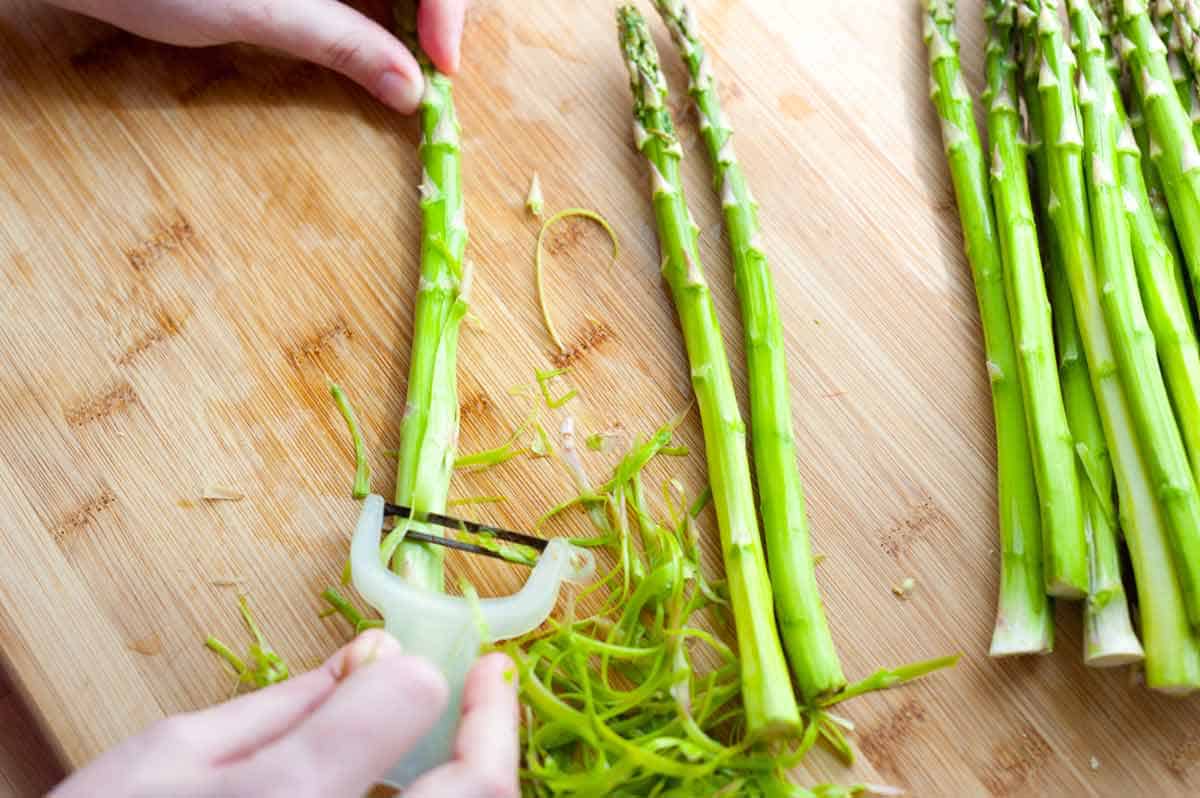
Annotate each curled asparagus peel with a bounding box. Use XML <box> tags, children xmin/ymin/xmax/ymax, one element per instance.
<box><xmin>389</xmin><ymin>0</ymin><xmax>470</xmax><ymax>590</ymax></box>
<box><xmin>926</xmin><ymin>0</ymin><xmax>1052</xmax><ymax>656</ymax></box>
<box><xmin>651</xmin><ymin>0</ymin><xmax>845</xmax><ymax>700</ymax></box>
<box><xmin>617</xmin><ymin>5</ymin><xmax>800</xmax><ymax>737</ymax></box>
<box><xmin>986</xmin><ymin>0</ymin><xmax>1088</xmax><ymax>598</ymax></box>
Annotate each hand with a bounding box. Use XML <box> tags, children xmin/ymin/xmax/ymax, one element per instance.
<box><xmin>40</xmin><ymin>0</ymin><xmax>468</xmax><ymax>113</ymax></box>
<box><xmin>50</xmin><ymin>630</ymin><xmax>520</xmax><ymax>798</ymax></box>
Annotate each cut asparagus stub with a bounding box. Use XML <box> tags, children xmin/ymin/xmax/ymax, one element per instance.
<box><xmin>1081</xmin><ymin>469</ymin><xmax>1144</xmax><ymax>666</ymax></box>
<box><xmin>653</xmin><ymin>0</ymin><xmax>844</xmax><ymax>698</ymax></box>
<box><xmin>618</xmin><ymin>4</ymin><xmax>800</xmax><ymax>737</ymax></box>
<box><xmin>1075</xmin><ymin>0</ymin><xmax>1200</xmax><ymax>629</ymax></box>
<box><xmin>987</xmin><ymin>0</ymin><xmax>1088</xmax><ymax>598</ymax></box>
<box><xmin>391</xmin><ymin>1</ymin><xmax>469</xmax><ymax>591</ymax></box>
<box><xmin>928</xmin><ymin>0</ymin><xmax>1053</xmax><ymax>655</ymax></box>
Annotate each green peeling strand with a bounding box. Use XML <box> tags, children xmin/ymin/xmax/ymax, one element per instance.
<box><xmin>329</xmin><ymin>382</ymin><xmax>371</xmax><ymax>500</ymax></box>
<box><xmin>320</xmin><ymin>588</ymin><xmax>384</xmax><ymax>635</ymax></box>
<box><xmin>455</xmin><ymin>414</ymin><xmax>535</xmax><ymax>470</ymax></box>
<box><xmin>205</xmin><ymin>596</ymin><xmax>290</xmax><ymax>692</ymax></box>
<box><xmin>536</xmin><ymin>367</ymin><xmax>578</xmax><ymax>409</ymax></box>
<box><xmin>506</xmin><ymin>412</ymin><xmax>953</xmax><ymax>795</ymax></box>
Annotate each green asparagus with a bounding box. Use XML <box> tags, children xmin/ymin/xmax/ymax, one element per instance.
<box><xmin>1107</xmin><ymin>0</ymin><xmax>1200</xmax><ymax>627</ymax></box>
<box><xmin>617</xmin><ymin>5</ymin><xmax>800</xmax><ymax>737</ymax></box>
<box><xmin>1122</xmin><ymin>1</ymin><xmax>1200</xmax><ymax>351</ymax></box>
<box><xmin>389</xmin><ymin>1</ymin><xmax>470</xmax><ymax>590</ymax></box>
<box><xmin>1087</xmin><ymin>8</ymin><xmax>1200</xmax><ymax>538</ymax></box>
<box><xmin>926</xmin><ymin>0</ymin><xmax>1052</xmax><ymax>655</ymax></box>
<box><xmin>652</xmin><ymin>0</ymin><xmax>845</xmax><ymax>700</ymax></box>
<box><xmin>1025</xmin><ymin>0</ymin><xmax>1200</xmax><ymax>688</ymax></box>
<box><xmin>986</xmin><ymin>0</ymin><xmax>1088</xmax><ymax>598</ymax></box>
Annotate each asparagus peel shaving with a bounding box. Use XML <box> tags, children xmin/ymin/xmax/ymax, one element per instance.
<box><xmin>985</xmin><ymin>0</ymin><xmax>1089</xmax><ymax>597</ymax></box>
<box><xmin>205</xmin><ymin>596</ymin><xmax>290</xmax><ymax>692</ymax></box>
<box><xmin>925</xmin><ymin>0</ymin><xmax>1053</xmax><ymax>656</ymax></box>
<box><xmin>507</xmin><ymin>417</ymin><xmax>953</xmax><ymax>795</ymax></box>
<box><xmin>534</xmin><ymin>209</ymin><xmax>619</xmax><ymax>354</ymax></box>
<box><xmin>329</xmin><ymin>382</ymin><xmax>371</xmax><ymax>500</ymax></box>
<box><xmin>617</xmin><ymin>5</ymin><xmax>800</xmax><ymax>737</ymax></box>
<box><xmin>389</xmin><ymin>1</ymin><xmax>470</xmax><ymax>591</ymax></box>
<box><xmin>652</xmin><ymin>0</ymin><xmax>846</xmax><ymax>701</ymax></box>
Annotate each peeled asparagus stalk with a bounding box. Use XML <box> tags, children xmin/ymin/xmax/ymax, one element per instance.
<box><xmin>389</xmin><ymin>0</ymin><xmax>470</xmax><ymax>590</ymax></box>
<box><xmin>617</xmin><ymin>5</ymin><xmax>800</xmax><ymax>737</ymax></box>
<box><xmin>926</xmin><ymin>0</ymin><xmax>1053</xmax><ymax>656</ymax></box>
<box><xmin>651</xmin><ymin>0</ymin><xmax>845</xmax><ymax>700</ymax></box>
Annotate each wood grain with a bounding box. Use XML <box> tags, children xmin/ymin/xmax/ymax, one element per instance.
<box><xmin>0</xmin><ymin>0</ymin><xmax>1196</xmax><ymax>795</ymax></box>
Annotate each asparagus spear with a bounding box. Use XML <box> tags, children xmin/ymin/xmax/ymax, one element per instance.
<box><xmin>1121</xmin><ymin>1</ymin><xmax>1200</xmax><ymax>344</ymax></box>
<box><xmin>617</xmin><ymin>6</ymin><xmax>800</xmax><ymax>737</ymax></box>
<box><xmin>650</xmin><ymin>0</ymin><xmax>845</xmax><ymax>700</ymax></box>
<box><xmin>1171</xmin><ymin>2</ymin><xmax>1200</xmax><ymax>163</ymax></box>
<box><xmin>389</xmin><ymin>1</ymin><xmax>470</xmax><ymax>590</ymax></box>
<box><xmin>1017</xmin><ymin>8</ymin><xmax>1124</xmax><ymax>663</ymax></box>
<box><xmin>1033</xmin><ymin>4</ymin><xmax>1143</xmax><ymax>659</ymax></box>
<box><xmin>1026</xmin><ymin>0</ymin><xmax>1200</xmax><ymax>688</ymax></box>
<box><xmin>1049</xmin><ymin>224</ymin><xmax>1144</xmax><ymax>665</ymax></box>
<box><xmin>986</xmin><ymin>0</ymin><xmax>1088</xmax><ymax>598</ymax></box>
<box><xmin>1107</xmin><ymin>0</ymin><xmax>1200</xmax><ymax>626</ymax></box>
<box><xmin>1088</xmin><ymin>8</ymin><xmax>1200</xmax><ymax>539</ymax></box>
<box><xmin>926</xmin><ymin>0</ymin><xmax>1052</xmax><ymax>656</ymax></box>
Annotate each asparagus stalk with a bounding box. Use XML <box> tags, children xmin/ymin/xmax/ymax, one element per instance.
<box><xmin>925</xmin><ymin>0</ymin><xmax>1052</xmax><ymax>656</ymax></box>
<box><xmin>1017</xmin><ymin>11</ymin><xmax>1127</xmax><ymax>663</ymax></box>
<box><xmin>617</xmin><ymin>6</ymin><xmax>800</xmax><ymax>736</ymax></box>
<box><xmin>986</xmin><ymin>0</ymin><xmax>1088</xmax><ymax>598</ymax></box>
<box><xmin>1108</xmin><ymin>0</ymin><xmax>1200</xmax><ymax>626</ymax></box>
<box><xmin>1026</xmin><ymin>0</ymin><xmax>1200</xmax><ymax>688</ymax></box>
<box><xmin>651</xmin><ymin>0</ymin><xmax>845</xmax><ymax>700</ymax></box>
<box><xmin>389</xmin><ymin>1</ymin><xmax>470</xmax><ymax>590</ymax></box>
<box><xmin>1048</xmin><ymin>229</ymin><xmax>1144</xmax><ymax>665</ymax></box>
<box><xmin>1087</xmin><ymin>15</ymin><xmax>1200</xmax><ymax>540</ymax></box>
<box><xmin>1121</xmin><ymin>1</ymin><xmax>1200</xmax><ymax>348</ymax></box>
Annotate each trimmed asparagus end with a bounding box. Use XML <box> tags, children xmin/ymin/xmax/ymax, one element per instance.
<box><xmin>525</xmin><ymin>172</ymin><xmax>544</xmax><ymax>217</ymax></box>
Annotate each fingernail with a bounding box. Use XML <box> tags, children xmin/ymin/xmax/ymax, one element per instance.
<box><xmin>340</xmin><ymin>630</ymin><xmax>402</xmax><ymax>678</ymax></box>
<box><xmin>376</xmin><ymin>69</ymin><xmax>423</xmax><ymax>114</ymax></box>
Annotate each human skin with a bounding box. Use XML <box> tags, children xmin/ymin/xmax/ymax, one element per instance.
<box><xmin>51</xmin><ymin>631</ymin><xmax>519</xmax><ymax>798</ymax></box>
<box><xmin>37</xmin><ymin>0</ymin><xmax>468</xmax><ymax>112</ymax></box>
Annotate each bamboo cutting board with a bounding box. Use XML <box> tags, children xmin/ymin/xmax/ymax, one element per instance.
<box><xmin>0</xmin><ymin>0</ymin><xmax>1197</xmax><ymax>794</ymax></box>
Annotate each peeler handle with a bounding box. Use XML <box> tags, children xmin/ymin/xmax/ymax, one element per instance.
<box><xmin>349</xmin><ymin>495</ymin><xmax>594</xmax><ymax>788</ymax></box>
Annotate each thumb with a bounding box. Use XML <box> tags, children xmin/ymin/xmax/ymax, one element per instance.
<box><xmin>231</xmin><ymin>630</ymin><xmax>450</xmax><ymax>795</ymax></box>
<box><xmin>230</xmin><ymin>0</ymin><xmax>424</xmax><ymax>112</ymax></box>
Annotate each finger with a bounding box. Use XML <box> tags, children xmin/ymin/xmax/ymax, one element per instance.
<box><xmin>404</xmin><ymin>653</ymin><xmax>519</xmax><ymax>798</ymax></box>
<box><xmin>232</xmin><ymin>640</ymin><xmax>449</xmax><ymax>795</ymax></box>
<box><xmin>190</xmin><ymin>630</ymin><xmax>405</xmax><ymax>762</ymax></box>
<box><xmin>229</xmin><ymin>0</ymin><xmax>424</xmax><ymax>112</ymax></box>
<box><xmin>417</xmin><ymin>0</ymin><xmax>468</xmax><ymax>73</ymax></box>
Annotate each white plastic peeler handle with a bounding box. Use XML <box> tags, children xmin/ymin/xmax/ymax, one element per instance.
<box><xmin>350</xmin><ymin>494</ymin><xmax>594</xmax><ymax>788</ymax></box>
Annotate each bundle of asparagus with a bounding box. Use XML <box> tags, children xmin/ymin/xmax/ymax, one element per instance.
<box><xmin>925</xmin><ymin>0</ymin><xmax>1200</xmax><ymax>691</ymax></box>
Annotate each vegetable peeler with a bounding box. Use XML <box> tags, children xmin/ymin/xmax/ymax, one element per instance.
<box><xmin>349</xmin><ymin>495</ymin><xmax>595</xmax><ymax>789</ymax></box>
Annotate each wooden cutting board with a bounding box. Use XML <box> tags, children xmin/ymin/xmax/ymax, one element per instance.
<box><xmin>0</xmin><ymin>0</ymin><xmax>1196</xmax><ymax>794</ymax></box>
